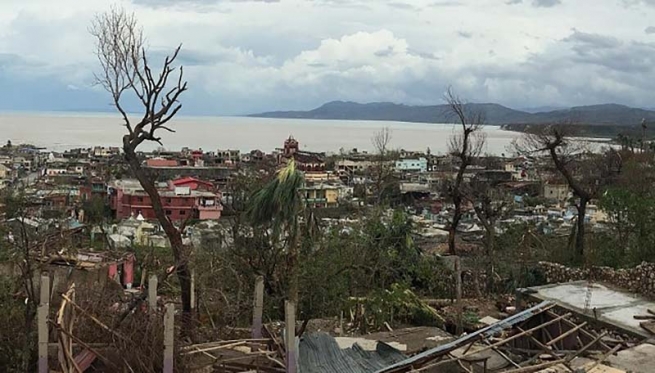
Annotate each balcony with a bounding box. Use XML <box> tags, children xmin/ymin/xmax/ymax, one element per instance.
<box><xmin>305</xmin><ymin>198</ymin><xmax>327</xmax><ymax>204</ymax></box>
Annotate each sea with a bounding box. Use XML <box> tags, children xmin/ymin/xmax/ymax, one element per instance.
<box><xmin>0</xmin><ymin>111</ymin><xmax>523</xmax><ymax>155</ymax></box>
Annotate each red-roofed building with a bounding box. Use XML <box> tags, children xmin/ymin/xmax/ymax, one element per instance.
<box><xmin>169</xmin><ymin>177</ymin><xmax>215</xmax><ymax>192</ymax></box>
<box><xmin>146</xmin><ymin>158</ymin><xmax>179</xmax><ymax>167</ymax></box>
<box><xmin>109</xmin><ymin>178</ymin><xmax>222</xmax><ymax>221</ymax></box>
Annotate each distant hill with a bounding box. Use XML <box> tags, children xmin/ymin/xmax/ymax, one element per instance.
<box><xmin>249</xmin><ymin>101</ymin><xmax>655</xmax><ymax>127</ymax></box>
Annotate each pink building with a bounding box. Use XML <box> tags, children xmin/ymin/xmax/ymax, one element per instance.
<box><xmin>109</xmin><ymin>178</ymin><xmax>222</xmax><ymax>221</ymax></box>
<box><xmin>146</xmin><ymin>158</ymin><xmax>179</xmax><ymax>167</ymax></box>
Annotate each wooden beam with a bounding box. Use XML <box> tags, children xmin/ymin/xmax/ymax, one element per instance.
<box><xmin>148</xmin><ymin>274</ymin><xmax>158</xmax><ymax>312</ymax></box>
<box><xmin>546</xmin><ymin>322</ymin><xmax>588</xmax><ymax>347</ymax></box>
<box><xmin>190</xmin><ymin>268</ymin><xmax>196</xmax><ymax>311</ymax></box>
<box><xmin>546</xmin><ymin>310</ymin><xmax>612</xmax><ymax>351</ymax></box>
<box><xmin>411</xmin><ymin>313</ymin><xmax>573</xmax><ymax>372</ymax></box>
<box><xmin>38</xmin><ymin>274</ymin><xmax>50</xmax><ymax>373</ymax></box>
<box><xmin>565</xmin><ymin>331</ymin><xmax>607</xmax><ymax>363</ymax></box>
<box><xmin>501</xmin><ymin>359</ymin><xmax>566</xmax><ymax>373</ymax></box>
<box><xmin>515</xmin><ymin>326</ymin><xmax>574</xmax><ymax>373</ymax></box>
<box><xmin>584</xmin><ymin>344</ymin><xmax>622</xmax><ymax>373</ymax></box>
<box><xmin>285</xmin><ymin>300</ymin><xmax>297</xmax><ymax>373</ymax></box>
<box><xmin>253</xmin><ymin>276</ymin><xmax>264</xmax><ymax>339</ymax></box>
<box><xmin>163</xmin><ymin>303</ymin><xmax>175</xmax><ymax>373</ymax></box>
<box><xmin>481</xmin><ymin>339</ymin><xmax>521</xmax><ymax>369</ymax></box>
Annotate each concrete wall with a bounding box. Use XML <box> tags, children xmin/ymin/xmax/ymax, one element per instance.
<box><xmin>537</xmin><ymin>261</ymin><xmax>655</xmax><ymax>299</ymax></box>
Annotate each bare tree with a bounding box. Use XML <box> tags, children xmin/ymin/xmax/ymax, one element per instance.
<box><xmin>465</xmin><ymin>180</ymin><xmax>507</xmax><ymax>292</ymax></box>
<box><xmin>514</xmin><ymin>123</ymin><xmax>617</xmax><ymax>262</ymax></box>
<box><xmin>445</xmin><ymin>88</ymin><xmax>486</xmax><ymax>255</ymax></box>
<box><xmin>90</xmin><ymin>7</ymin><xmax>192</xmax><ymax>312</ymax></box>
<box><xmin>371</xmin><ymin>127</ymin><xmax>394</xmax><ymax>205</ymax></box>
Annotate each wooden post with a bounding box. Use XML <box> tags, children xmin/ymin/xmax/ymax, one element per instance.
<box><xmin>190</xmin><ymin>268</ymin><xmax>196</xmax><ymax>312</ymax></box>
<box><xmin>163</xmin><ymin>303</ymin><xmax>175</xmax><ymax>373</ymax></box>
<box><xmin>252</xmin><ymin>276</ymin><xmax>264</xmax><ymax>339</ymax></box>
<box><xmin>38</xmin><ymin>274</ymin><xmax>50</xmax><ymax>373</ymax></box>
<box><xmin>148</xmin><ymin>275</ymin><xmax>158</xmax><ymax>312</ymax></box>
<box><xmin>123</xmin><ymin>254</ymin><xmax>134</xmax><ymax>289</ymax></box>
<box><xmin>285</xmin><ymin>300</ymin><xmax>297</xmax><ymax>373</ymax></box>
<box><xmin>339</xmin><ymin>311</ymin><xmax>344</xmax><ymax>336</ymax></box>
<box><xmin>455</xmin><ymin>256</ymin><xmax>463</xmax><ymax>335</ymax></box>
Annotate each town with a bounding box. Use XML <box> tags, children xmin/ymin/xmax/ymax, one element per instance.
<box><xmin>2</xmin><ymin>120</ymin><xmax>654</xmax><ymax>372</ymax></box>
<box><xmin>3</xmin><ymin>4</ymin><xmax>655</xmax><ymax>373</ymax></box>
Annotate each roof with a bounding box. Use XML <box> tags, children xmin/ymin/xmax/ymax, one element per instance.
<box><xmin>293</xmin><ymin>151</ymin><xmax>325</xmax><ymax>164</ymax></box>
<box><xmin>171</xmin><ymin>177</ymin><xmax>214</xmax><ymax>188</ymax></box>
<box><xmin>375</xmin><ymin>301</ymin><xmax>555</xmax><ymax>373</ymax></box>
<box><xmin>300</xmin><ymin>333</ymin><xmax>406</xmax><ymax>373</ymax></box>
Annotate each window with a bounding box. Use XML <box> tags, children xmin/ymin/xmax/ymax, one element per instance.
<box><xmin>137</xmin><ymin>197</ymin><xmax>143</xmax><ymax>202</ymax></box>
<box><xmin>180</xmin><ymin>210</ymin><xmax>186</xmax><ymax>216</ymax></box>
<box><xmin>165</xmin><ymin>210</ymin><xmax>172</xmax><ymax>216</ymax></box>
<box><xmin>166</xmin><ymin>198</ymin><xmax>172</xmax><ymax>203</ymax></box>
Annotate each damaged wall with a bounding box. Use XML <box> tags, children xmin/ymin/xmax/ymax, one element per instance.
<box><xmin>538</xmin><ymin>261</ymin><xmax>655</xmax><ymax>298</ymax></box>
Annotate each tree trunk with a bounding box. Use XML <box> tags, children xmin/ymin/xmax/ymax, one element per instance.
<box><xmin>575</xmin><ymin>197</ymin><xmax>588</xmax><ymax>263</ymax></box>
<box><xmin>486</xmin><ymin>228</ymin><xmax>495</xmax><ymax>293</ymax></box>
<box><xmin>448</xmin><ymin>195</ymin><xmax>462</xmax><ymax>255</ymax></box>
<box><xmin>123</xmin><ymin>145</ymin><xmax>192</xmax><ymax>313</ymax></box>
<box><xmin>288</xmin><ymin>229</ymin><xmax>299</xmax><ymax>308</ymax></box>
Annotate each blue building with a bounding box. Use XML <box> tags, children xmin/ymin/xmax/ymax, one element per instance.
<box><xmin>395</xmin><ymin>158</ymin><xmax>428</xmax><ymax>172</ymax></box>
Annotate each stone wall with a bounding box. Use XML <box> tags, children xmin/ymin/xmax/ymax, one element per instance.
<box><xmin>537</xmin><ymin>261</ymin><xmax>655</xmax><ymax>298</ymax></box>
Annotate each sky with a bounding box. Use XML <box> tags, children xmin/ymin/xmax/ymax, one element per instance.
<box><xmin>1</xmin><ymin>0</ymin><xmax>655</xmax><ymax>115</ymax></box>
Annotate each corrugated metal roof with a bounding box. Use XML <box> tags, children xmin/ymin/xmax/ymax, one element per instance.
<box><xmin>375</xmin><ymin>300</ymin><xmax>555</xmax><ymax>373</ymax></box>
<box><xmin>300</xmin><ymin>333</ymin><xmax>406</xmax><ymax>373</ymax></box>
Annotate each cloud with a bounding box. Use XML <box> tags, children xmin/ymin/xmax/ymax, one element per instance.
<box><xmin>531</xmin><ymin>0</ymin><xmax>561</xmax><ymax>7</ymax></box>
<box><xmin>505</xmin><ymin>0</ymin><xmax>562</xmax><ymax>6</ymax></box>
<box><xmin>0</xmin><ymin>0</ymin><xmax>653</xmax><ymax>115</ymax></box>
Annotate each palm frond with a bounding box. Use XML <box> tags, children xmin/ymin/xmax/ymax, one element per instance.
<box><xmin>245</xmin><ymin>159</ymin><xmax>305</xmax><ymax>238</ymax></box>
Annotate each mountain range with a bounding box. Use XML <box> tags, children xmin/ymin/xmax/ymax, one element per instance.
<box><xmin>249</xmin><ymin>101</ymin><xmax>655</xmax><ymax>127</ymax></box>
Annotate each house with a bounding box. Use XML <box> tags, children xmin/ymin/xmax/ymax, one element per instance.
<box><xmin>395</xmin><ymin>158</ymin><xmax>428</xmax><ymax>173</ymax></box>
<box><xmin>300</xmin><ymin>182</ymin><xmax>345</xmax><ymax>208</ymax></box>
<box><xmin>169</xmin><ymin>177</ymin><xmax>215</xmax><ymax>192</ymax></box>
<box><xmin>108</xmin><ymin>178</ymin><xmax>222</xmax><ymax>221</ymax></box>
<box><xmin>216</xmin><ymin>149</ymin><xmax>241</xmax><ymax>164</ymax></box>
<box><xmin>336</xmin><ymin>158</ymin><xmax>375</xmax><ymax>173</ymax></box>
<box><xmin>543</xmin><ymin>182</ymin><xmax>569</xmax><ymax>203</ymax></box>
<box><xmin>0</xmin><ymin>164</ymin><xmax>12</xmax><ymax>179</ymax></box>
<box><xmin>92</xmin><ymin>147</ymin><xmax>120</xmax><ymax>158</ymax></box>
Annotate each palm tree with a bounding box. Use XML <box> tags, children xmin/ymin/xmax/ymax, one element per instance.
<box><xmin>246</xmin><ymin>159</ymin><xmax>305</xmax><ymax>306</ymax></box>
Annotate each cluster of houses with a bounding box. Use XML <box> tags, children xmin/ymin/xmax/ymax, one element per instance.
<box><xmin>0</xmin><ymin>135</ymin><xmax>604</xmax><ymax>253</ymax></box>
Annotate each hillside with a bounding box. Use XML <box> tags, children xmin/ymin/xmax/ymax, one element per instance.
<box><xmin>249</xmin><ymin>101</ymin><xmax>655</xmax><ymax>127</ymax></box>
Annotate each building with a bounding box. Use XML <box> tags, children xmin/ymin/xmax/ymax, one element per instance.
<box><xmin>336</xmin><ymin>158</ymin><xmax>375</xmax><ymax>173</ymax></box>
<box><xmin>0</xmin><ymin>164</ymin><xmax>12</xmax><ymax>179</ymax></box>
<box><xmin>301</xmin><ymin>183</ymin><xmax>342</xmax><ymax>208</ymax></box>
<box><xmin>395</xmin><ymin>158</ymin><xmax>428</xmax><ymax>173</ymax></box>
<box><xmin>92</xmin><ymin>147</ymin><xmax>120</xmax><ymax>158</ymax></box>
<box><xmin>280</xmin><ymin>136</ymin><xmax>326</xmax><ymax>172</ymax></box>
<box><xmin>216</xmin><ymin>149</ymin><xmax>241</xmax><ymax>164</ymax></box>
<box><xmin>543</xmin><ymin>182</ymin><xmax>569</xmax><ymax>203</ymax></box>
<box><xmin>109</xmin><ymin>178</ymin><xmax>222</xmax><ymax>222</ymax></box>
<box><xmin>146</xmin><ymin>157</ymin><xmax>179</xmax><ymax>167</ymax></box>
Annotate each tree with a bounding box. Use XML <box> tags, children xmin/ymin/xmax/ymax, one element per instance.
<box><xmin>371</xmin><ymin>127</ymin><xmax>395</xmax><ymax>205</ymax></box>
<box><xmin>246</xmin><ymin>160</ymin><xmax>306</xmax><ymax>310</ymax></box>
<box><xmin>514</xmin><ymin>124</ymin><xmax>620</xmax><ymax>263</ymax></box>
<box><xmin>466</xmin><ymin>180</ymin><xmax>508</xmax><ymax>292</ymax></box>
<box><xmin>90</xmin><ymin>7</ymin><xmax>193</xmax><ymax>312</ymax></box>
<box><xmin>444</xmin><ymin>88</ymin><xmax>486</xmax><ymax>255</ymax></box>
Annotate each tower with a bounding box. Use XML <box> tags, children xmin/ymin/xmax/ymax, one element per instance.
<box><xmin>284</xmin><ymin>135</ymin><xmax>299</xmax><ymax>156</ymax></box>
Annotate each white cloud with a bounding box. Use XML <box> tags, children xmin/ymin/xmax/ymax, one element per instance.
<box><xmin>0</xmin><ymin>0</ymin><xmax>653</xmax><ymax>114</ymax></box>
